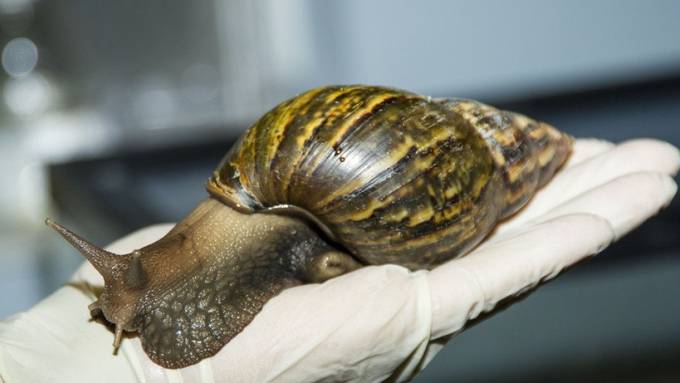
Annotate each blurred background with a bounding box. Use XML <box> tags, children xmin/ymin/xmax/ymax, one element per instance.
<box><xmin>1</xmin><ymin>0</ymin><xmax>679</xmax><ymax>381</ymax></box>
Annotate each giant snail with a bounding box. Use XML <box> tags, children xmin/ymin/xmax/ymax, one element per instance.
<box><xmin>47</xmin><ymin>85</ymin><xmax>572</xmax><ymax>368</ymax></box>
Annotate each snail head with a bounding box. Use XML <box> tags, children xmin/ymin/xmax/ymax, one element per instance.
<box><xmin>46</xmin><ymin>218</ymin><xmax>147</xmax><ymax>349</ymax></box>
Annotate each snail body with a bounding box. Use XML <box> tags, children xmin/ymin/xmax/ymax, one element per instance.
<box><xmin>47</xmin><ymin>85</ymin><xmax>572</xmax><ymax>368</ymax></box>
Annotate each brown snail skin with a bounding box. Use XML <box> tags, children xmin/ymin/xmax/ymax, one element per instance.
<box><xmin>47</xmin><ymin>85</ymin><xmax>572</xmax><ymax>369</ymax></box>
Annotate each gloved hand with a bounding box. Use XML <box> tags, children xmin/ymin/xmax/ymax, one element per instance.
<box><xmin>1</xmin><ymin>138</ymin><xmax>678</xmax><ymax>383</ymax></box>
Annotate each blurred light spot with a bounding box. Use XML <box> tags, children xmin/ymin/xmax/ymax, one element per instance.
<box><xmin>23</xmin><ymin>110</ymin><xmax>115</xmax><ymax>161</ymax></box>
<box><xmin>181</xmin><ymin>63</ymin><xmax>219</xmax><ymax>103</ymax></box>
<box><xmin>0</xmin><ymin>0</ymin><xmax>33</xmax><ymax>15</ymax></box>
<box><xmin>2</xmin><ymin>37</ymin><xmax>38</xmax><ymax>77</ymax></box>
<box><xmin>132</xmin><ymin>77</ymin><xmax>177</xmax><ymax>129</ymax></box>
<box><xmin>3</xmin><ymin>72</ymin><xmax>54</xmax><ymax>117</ymax></box>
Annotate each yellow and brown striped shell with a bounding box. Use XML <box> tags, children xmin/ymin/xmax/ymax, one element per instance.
<box><xmin>207</xmin><ymin>85</ymin><xmax>571</xmax><ymax>269</ymax></box>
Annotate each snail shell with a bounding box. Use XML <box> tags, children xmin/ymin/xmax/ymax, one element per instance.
<box><xmin>207</xmin><ymin>85</ymin><xmax>571</xmax><ymax>269</ymax></box>
<box><xmin>47</xmin><ymin>85</ymin><xmax>571</xmax><ymax>369</ymax></box>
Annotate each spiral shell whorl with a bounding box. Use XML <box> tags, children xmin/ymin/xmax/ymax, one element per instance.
<box><xmin>207</xmin><ymin>85</ymin><xmax>571</xmax><ymax>269</ymax></box>
<box><xmin>443</xmin><ymin>99</ymin><xmax>572</xmax><ymax>217</ymax></box>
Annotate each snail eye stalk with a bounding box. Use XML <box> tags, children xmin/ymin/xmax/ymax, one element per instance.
<box><xmin>45</xmin><ymin>218</ymin><xmax>126</xmax><ymax>282</ymax></box>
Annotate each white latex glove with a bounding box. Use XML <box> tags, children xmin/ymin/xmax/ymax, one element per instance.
<box><xmin>1</xmin><ymin>138</ymin><xmax>678</xmax><ymax>383</ymax></box>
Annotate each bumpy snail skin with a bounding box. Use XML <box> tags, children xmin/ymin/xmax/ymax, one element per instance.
<box><xmin>48</xmin><ymin>85</ymin><xmax>571</xmax><ymax>369</ymax></box>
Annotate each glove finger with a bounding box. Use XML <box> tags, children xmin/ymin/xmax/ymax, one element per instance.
<box><xmin>495</xmin><ymin>139</ymin><xmax>680</xmax><ymax>236</ymax></box>
<box><xmin>433</xmin><ymin>171</ymin><xmax>677</xmax><ymax>339</ymax></box>
<box><xmin>428</xmin><ymin>213</ymin><xmax>614</xmax><ymax>339</ymax></box>
<box><xmin>527</xmin><ymin>172</ymin><xmax>677</xmax><ymax>240</ymax></box>
<box><xmin>564</xmin><ymin>138</ymin><xmax>614</xmax><ymax>168</ymax></box>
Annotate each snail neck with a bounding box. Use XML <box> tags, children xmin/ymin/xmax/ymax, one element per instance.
<box><xmin>143</xmin><ymin>198</ymin><xmax>343</xmax><ymax>285</ymax></box>
<box><xmin>139</xmin><ymin>197</ymin><xmax>365</xmax><ymax>292</ymax></box>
